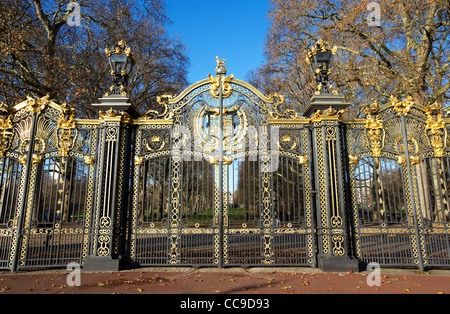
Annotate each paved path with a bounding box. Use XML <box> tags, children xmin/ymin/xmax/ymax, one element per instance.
<box><xmin>0</xmin><ymin>267</ymin><xmax>448</xmax><ymax>295</ymax></box>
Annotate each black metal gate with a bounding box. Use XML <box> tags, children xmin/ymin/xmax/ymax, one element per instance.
<box><xmin>1</xmin><ymin>59</ymin><xmax>448</xmax><ymax>272</ymax></box>
<box><xmin>347</xmin><ymin>99</ymin><xmax>450</xmax><ymax>269</ymax></box>
<box><xmin>129</xmin><ymin>59</ymin><xmax>316</xmax><ymax>267</ymax></box>
<box><xmin>0</xmin><ymin>97</ymin><xmax>98</xmax><ymax>270</ymax></box>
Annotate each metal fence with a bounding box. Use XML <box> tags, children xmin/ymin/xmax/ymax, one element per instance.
<box><xmin>0</xmin><ymin>82</ymin><xmax>448</xmax><ymax>271</ymax></box>
<box><xmin>347</xmin><ymin>100</ymin><xmax>450</xmax><ymax>269</ymax></box>
<box><xmin>0</xmin><ymin>97</ymin><xmax>98</xmax><ymax>270</ymax></box>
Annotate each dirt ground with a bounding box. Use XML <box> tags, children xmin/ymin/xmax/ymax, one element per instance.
<box><xmin>0</xmin><ymin>267</ymin><xmax>448</xmax><ymax>296</ymax></box>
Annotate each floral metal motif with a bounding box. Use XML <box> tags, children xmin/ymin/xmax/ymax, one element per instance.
<box><xmin>425</xmin><ymin>102</ymin><xmax>447</xmax><ymax>158</ymax></box>
<box><xmin>57</xmin><ymin>104</ymin><xmax>77</xmax><ymax>157</ymax></box>
<box><xmin>0</xmin><ymin>103</ymin><xmax>13</xmax><ymax>158</ymax></box>
<box><xmin>391</xmin><ymin>95</ymin><xmax>414</xmax><ymax>116</ymax></box>
<box><xmin>365</xmin><ymin>103</ymin><xmax>384</xmax><ymax>158</ymax></box>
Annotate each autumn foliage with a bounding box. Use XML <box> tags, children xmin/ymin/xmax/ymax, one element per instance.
<box><xmin>249</xmin><ymin>0</ymin><xmax>450</xmax><ymax>117</ymax></box>
<box><xmin>0</xmin><ymin>0</ymin><xmax>189</xmax><ymax>117</ymax></box>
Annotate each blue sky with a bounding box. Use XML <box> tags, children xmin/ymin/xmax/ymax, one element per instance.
<box><xmin>166</xmin><ymin>0</ymin><xmax>270</xmax><ymax>84</ymax></box>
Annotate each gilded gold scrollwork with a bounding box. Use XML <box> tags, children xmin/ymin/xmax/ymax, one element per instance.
<box><xmin>208</xmin><ymin>73</ymin><xmax>234</xmax><ymax>99</ymax></box>
<box><xmin>268</xmin><ymin>94</ymin><xmax>303</xmax><ymax>119</ymax></box>
<box><xmin>134</xmin><ymin>156</ymin><xmax>144</xmax><ymax>166</ymax></box>
<box><xmin>365</xmin><ymin>107</ymin><xmax>384</xmax><ymax>158</ymax></box>
<box><xmin>84</xmin><ymin>155</ymin><xmax>95</xmax><ymax>166</ymax></box>
<box><xmin>332</xmin><ymin>235</ymin><xmax>345</xmax><ymax>256</ymax></box>
<box><xmin>425</xmin><ymin>103</ymin><xmax>447</xmax><ymax>158</ymax></box>
<box><xmin>298</xmin><ymin>155</ymin><xmax>308</xmax><ymax>165</ymax></box>
<box><xmin>0</xmin><ymin>104</ymin><xmax>13</xmax><ymax>158</ymax></box>
<box><xmin>57</xmin><ymin>104</ymin><xmax>77</xmax><ymax>158</ymax></box>
<box><xmin>396</xmin><ymin>155</ymin><xmax>407</xmax><ymax>166</ymax></box>
<box><xmin>25</xmin><ymin>94</ymin><xmax>50</xmax><ymax>114</ymax></box>
<box><xmin>349</xmin><ymin>155</ymin><xmax>359</xmax><ymax>164</ymax></box>
<box><xmin>146</xmin><ymin>95</ymin><xmax>174</xmax><ymax>120</ymax></box>
<box><xmin>31</xmin><ymin>154</ymin><xmax>43</xmax><ymax>164</ymax></box>
<box><xmin>207</xmin><ymin>57</ymin><xmax>234</xmax><ymax>99</ymax></box>
<box><xmin>391</xmin><ymin>95</ymin><xmax>413</xmax><ymax>116</ymax></box>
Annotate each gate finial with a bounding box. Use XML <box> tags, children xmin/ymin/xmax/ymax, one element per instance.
<box><xmin>215</xmin><ymin>56</ymin><xmax>227</xmax><ymax>76</ymax></box>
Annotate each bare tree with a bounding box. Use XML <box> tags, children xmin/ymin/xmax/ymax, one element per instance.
<box><xmin>0</xmin><ymin>0</ymin><xmax>190</xmax><ymax>117</ymax></box>
<box><xmin>249</xmin><ymin>0</ymin><xmax>450</xmax><ymax>117</ymax></box>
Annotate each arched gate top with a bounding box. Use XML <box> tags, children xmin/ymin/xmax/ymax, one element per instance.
<box><xmin>144</xmin><ymin>57</ymin><xmax>301</xmax><ymax>120</ymax></box>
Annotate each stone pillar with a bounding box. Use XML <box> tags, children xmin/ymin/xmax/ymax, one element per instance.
<box><xmin>83</xmin><ymin>95</ymin><xmax>138</xmax><ymax>272</ymax></box>
<box><xmin>304</xmin><ymin>94</ymin><xmax>359</xmax><ymax>272</ymax></box>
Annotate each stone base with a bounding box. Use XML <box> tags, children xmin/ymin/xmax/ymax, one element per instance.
<box><xmin>303</xmin><ymin>94</ymin><xmax>350</xmax><ymax>118</ymax></box>
<box><xmin>92</xmin><ymin>94</ymin><xmax>140</xmax><ymax>118</ymax></box>
<box><xmin>83</xmin><ymin>256</ymin><xmax>121</xmax><ymax>273</ymax></box>
<box><xmin>317</xmin><ymin>255</ymin><xmax>360</xmax><ymax>272</ymax></box>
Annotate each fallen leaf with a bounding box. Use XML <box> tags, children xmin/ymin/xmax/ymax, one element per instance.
<box><xmin>0</xmin><ymin>287</ymin><xmax>9</xmax><ymax>293</ymax></box>
<box><xmin>282</xmin><ymin>286</ymin><xmax>292</xmax><ymax>290</ymax></box>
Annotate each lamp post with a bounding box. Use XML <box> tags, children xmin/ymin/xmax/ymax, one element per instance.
<box><xmin>85</xmin><ymin>40</ymin><xmax>138</xmax><ymax>272</ymax></box>
<box><xmin>303</xmin><ymin>40</ymin><xmax>359</xmax><ymax>272</ymax></box>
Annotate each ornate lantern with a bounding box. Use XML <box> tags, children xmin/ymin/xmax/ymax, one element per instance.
<box><xmin>306</xmin><ymin>39</ymin><xmax>337</xmax><ymax>95</ymax></box>
<box><xmin>105</xmin><ymin>40</ymin><xmax>134</xmax><ymax>96</ymax></box>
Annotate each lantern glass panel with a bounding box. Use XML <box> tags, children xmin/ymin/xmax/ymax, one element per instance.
<box><xmin>315</xmin><ymin>51</ymin><xmax>332</xmax><ymax>71</ymax></box>
<box><xmin>109</xmin><ymin>54</ymin><xmax>128</xmax><ymax>73</ymax></box>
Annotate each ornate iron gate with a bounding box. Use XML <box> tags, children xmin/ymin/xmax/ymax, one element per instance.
<box><xmin>0</xmin><ymin>97</ymin><xmax>98</xmax><ymax>270</ymax></box>
<box><xmin>347</xmin><ymin>99</ymin><xmax>450</xmax><ymax>268</ymax></box>
<box><xmin>129</xmin><ymin>59</ymin><xmax>316</xmax><ymax>267</ymax></box>
<box><xmin>1</xmin><ymin>58</ymin><xmax>448</xmax><ymax>272</ymax></box>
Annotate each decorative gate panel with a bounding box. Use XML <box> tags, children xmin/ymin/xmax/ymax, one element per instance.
<box><xmin>130</xmin><ymin>60</ymin><xmax>315</xmax><ymax>267</ymax></box>
<box><xmin>0</xmin><ymin>97</ymin><xmax>98</xmax><ymax>270</ymax></box>
<box><xmin>348</xmin><ymin>99</ymin><xmax>450</xmax><ymax>268</ymax></box>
